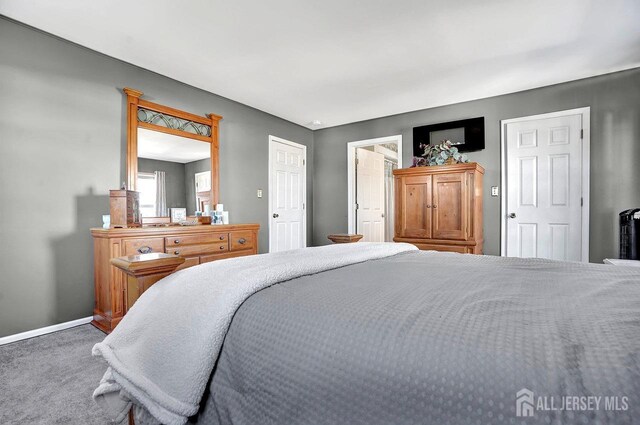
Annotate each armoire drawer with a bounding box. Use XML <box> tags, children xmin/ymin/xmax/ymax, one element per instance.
<box><xmin>123</xmin><ymin>238</ymin><xmax>165</xmax><ymax>255</ymax></box>
<box><xmin>230</xmin><ymin>231</ymin><xmax>255</xmax><ymax>251</ymax></box>
<box><xmin>166</xmin><ymin>233</ymin><xmax>227</xmax><ymax>247</ymax></box>
<box><xmin>166</xmin><ymin>242</ymin><xmax>228</xmax><ymax>257</ymax></box>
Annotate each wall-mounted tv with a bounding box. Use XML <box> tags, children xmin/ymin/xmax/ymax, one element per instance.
<box><xmin>413</xmin><ymin>117</ymin><xmax>485</xmax><ymax>155</ymax></box>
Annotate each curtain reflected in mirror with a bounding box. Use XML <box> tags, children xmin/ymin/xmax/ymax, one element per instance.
<box><xmin>137</xmin><ymin>128</ymin><xmax>211</xmax><ymax>218</ymax></box>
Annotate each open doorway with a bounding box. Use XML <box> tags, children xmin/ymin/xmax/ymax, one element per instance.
<box><xmin>347</xmin><ymin>135</ymin><xmax>402</xmax><ymax>242</ymax></box>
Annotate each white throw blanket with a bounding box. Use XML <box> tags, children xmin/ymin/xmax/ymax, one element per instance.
<box><xmin>93</xmin><ymin>242</ymin><xmax>417</xmax><ymax>425</ymax></box>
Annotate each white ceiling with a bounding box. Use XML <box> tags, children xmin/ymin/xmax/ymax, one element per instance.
<box><xmin>138</xmin><ymin>129</ymin><xmax>210</xmax><ymax>163</ymax></box>
<box><xmin>2</xmin><ymin>0</ymin><xmax>639</xmax><ymax>129</ymax></box>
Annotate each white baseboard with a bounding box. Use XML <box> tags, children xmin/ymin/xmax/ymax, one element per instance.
<box><xmin>0</xmin><ymin>316</ymin><xmax>94</xmax><ymax>346</ymax></box>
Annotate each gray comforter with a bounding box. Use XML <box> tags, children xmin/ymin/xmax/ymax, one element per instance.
<box><xmin>188</xmin><ymin>251</ymin><xmax>640</xmax><ymax>425</ymax></box>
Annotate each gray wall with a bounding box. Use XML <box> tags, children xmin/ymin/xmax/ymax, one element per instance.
<box><xmin>184</xmin><ymin>158</ymin><xmax>211</xmax><ymax>216</ymax></box>
<box><xmin>2</xmin><ymin>14</ymin><xmax>639</xmax><ymax>338</ymax></box>
<box><xmin>313</xmin><ymin>68</ymin><xmax>640</xmax><ymax>263</ymax></box>
<box><xmin>0</xmin><ymin>18</ymin><xmax>314</xmax><ymax>337</ymax></box>
<box><xmin>138</xmin><ymin>158</ymin><xmax>187</xmax><ymax>211</ymax></box>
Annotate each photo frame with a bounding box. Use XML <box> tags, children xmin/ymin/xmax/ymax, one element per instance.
<box><xmin>170</xmin><ymin>207</ymin><xmax>187</xmax><ymax>223</ymax></box>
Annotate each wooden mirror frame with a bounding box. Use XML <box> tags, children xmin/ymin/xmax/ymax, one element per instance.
<box><xmin>124</xmin><ymin>87</ymin><xmax>222</xmax><ymax>206</ymax></box>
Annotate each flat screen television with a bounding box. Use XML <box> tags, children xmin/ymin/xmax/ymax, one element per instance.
<box><xmin>413</xmin><ymin>117</ymin><xmax>485</xmax><ymax>155</ymax></box>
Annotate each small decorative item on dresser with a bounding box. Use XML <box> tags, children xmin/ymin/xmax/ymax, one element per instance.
<box><xmin>170</xmin><ymin>208</ymin><xmax>187</xmax><ymax>223</ymax></box>
<box><xmin>197</xmin><ymin>215</ymin><xmax>212</xmax><ymax>225</ymax></box>
<box><xmin>109</xmin><ymin>189</ymin><xmax>141</xmax><ymax>228</ymax></box>
<box><xmin>213</xmin><ymin>211</ymin><xmax>224</xmax><ymax>224</ymax></box>
<box><xmin>328</xmin><ymin>234</ymin><xmax>364</xmax><ymax>244</ymax></box>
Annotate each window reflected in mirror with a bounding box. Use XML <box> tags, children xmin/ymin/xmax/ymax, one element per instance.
<box><xmin>137</xmin><ymin>172</ymin><xmax>157</xmax><ymax>217</ymax></box>
<box><xmin>137</xmin><ymin>128</ymin><xmax>211</xmax><ymax>218</ymax></box>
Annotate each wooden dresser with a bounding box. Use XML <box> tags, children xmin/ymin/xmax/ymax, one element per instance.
<box><xmin>91</xmin><ymin>224</ymin><xmax>259</xmax><ymax>332</ymax></box>
<box><xmin>393</xmin><ymin>163</ymin><xmax>484</xmax><ymax>254</ymax></box>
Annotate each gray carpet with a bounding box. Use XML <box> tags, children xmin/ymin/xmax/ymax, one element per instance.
<box><xmin>0</xmin><ymin>324</ymin><xmax>110</xmax><ymax>424</ymax></box>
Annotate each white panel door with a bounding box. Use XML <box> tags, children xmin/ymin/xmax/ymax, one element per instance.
<box><xmin>269</xmin><ymin>139</ymin><xmax>306</xmax><ymax>252</ymax></box>
<box><xmin>505</xmin><ymin>113</ymin><xmax>583</xmax><ymax>260</ymax></box>
<box><xmin>356</xmin><ymin>148</ymin><xmax>385</xmax><ymax>242</ymax></box>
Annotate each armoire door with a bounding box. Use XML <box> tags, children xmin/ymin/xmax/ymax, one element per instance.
<box><xmin>397</xmin><ymin>174</ymin><xmax>432</xmax><ymax>238</ymax></box>
<box><xmin>432</xmin><ymin>172</ymin><xmax>468</xmax><ymax>240</ymax></box>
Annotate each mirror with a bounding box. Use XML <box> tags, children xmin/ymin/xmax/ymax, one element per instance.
<box><xmin>124</xmin><ymin>87</ymin><xmax>221</xmax><ymax>224</ymax></box>
<box><xmin>137</xmin><ymin>128</ymin><xmax>211</xmax><ymax>218</ymax></box>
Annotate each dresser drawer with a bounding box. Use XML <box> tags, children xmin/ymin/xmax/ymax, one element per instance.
<box><xmin>230</xmin><ymin>231</ymin><xmax>255</xmax><ymax>251</ymax></box>
<box><xmin>123</xmin><ymin>238</ymin><xmax>165</xmax><ymax>255</ymax></box>
<box><xmin>166</xmin><ymin>233</ymin><xmax>228</xmax><ymax>247</ymax></box>
<box><xmin>167</xmin><ymin>242</ymin><xmax>228</xmax><ymax>257</ymax></box>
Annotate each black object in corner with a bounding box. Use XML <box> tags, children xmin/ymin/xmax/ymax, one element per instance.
<box><xmin>620</xmin><ymin>209</ymin><xmax>640</xmax><ymax>260</ymax></box>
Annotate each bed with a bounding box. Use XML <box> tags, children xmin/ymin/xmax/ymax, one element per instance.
<box><xmin>92</xmin><ymin>243</ymin><xmax>640</xmax><ymax>425</ymax></box>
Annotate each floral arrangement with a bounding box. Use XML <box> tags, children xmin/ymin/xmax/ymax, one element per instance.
<box><xmin>412</xmin><ymin>140</ymin><xmax>469</xmax><ymax>167</ymax></box>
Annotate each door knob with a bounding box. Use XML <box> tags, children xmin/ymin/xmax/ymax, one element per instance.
<box><xmin>273</xmin><ymin>213</ymin><xmax>279</xmax><ymax>218</ymax></box>
<box><xmin>508</xmin><ymin>212</ymin><xmax>516</xmax><ymax>219</ymax></box>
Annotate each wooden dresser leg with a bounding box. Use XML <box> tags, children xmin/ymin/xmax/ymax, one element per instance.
<box><xmin>129</xmin><ymin>409</ymin><xmax>135</xmax><ymax>425</ymax></box>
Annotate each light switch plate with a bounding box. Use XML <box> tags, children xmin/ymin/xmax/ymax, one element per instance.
<box><xmin>491</xmin><ymin>186</ymin><xmax>499</xmax><ymax>197</ymax></box>
<box><xmin>257</xmin><ymin>189</ymin><xmax>263</xmax><ymax>198</ymax></box>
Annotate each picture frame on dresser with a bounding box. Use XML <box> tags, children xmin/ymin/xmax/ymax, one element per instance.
<box><xmin>170</xmin><ymin>208</ymin><xmax>187</xmax><ymax>223</ymax></box>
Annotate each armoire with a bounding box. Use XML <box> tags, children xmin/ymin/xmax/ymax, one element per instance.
<box><xmin>393</xmin><ymin>163</ymin><xmax>484</xmax><ymax>254</ymax></box>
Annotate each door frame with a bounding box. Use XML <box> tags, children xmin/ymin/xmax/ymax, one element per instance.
<box><xmin>500</xmin><ymin>107</ymin><xmax>590</xmax><ymax>261</ymax></box>
<box><xmin>268</xmin><ymin>135</ymin><xmax>307</xmax><ymax>252</ymax></box>
<box><xmin>347</xmin><ymin>135</ymin><xmax>403</xmax><ymax>234</ymax></box>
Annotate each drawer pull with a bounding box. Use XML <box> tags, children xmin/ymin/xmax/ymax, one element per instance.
<box><xmin>174</xmin><ymin>250</ymin><xmax>180</xmax><ymax>255</ymax></box>
<box><xmin>137</xmin><ymin>246</ymin><xmax>153</xmax><ymax>254</ymax></box>
<box><xmin>219</xmin><ymin>235</ymin><xmax>225</xmax><ymax>240</ymax></box>
<box><xmin>174</xmin><ymin>239</ymin><xmax>180</xmax><ymax>244</ymax></box>
<box><xmin>238</xmin><ymin>238</ymin><xmax>247</xmax><ymax>245</ymax></box>
<box><xmin>220</xmin><ymin>245</ymin><xmax>225</xmax><ymax>250</ymax></box>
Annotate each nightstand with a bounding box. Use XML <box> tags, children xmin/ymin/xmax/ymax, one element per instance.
<box><xmin>603</xmin><ymin>258</ymin><xmax>640</xmax><ymax>267</ymax></box>
<box><xmin>110</xmin><ymin>253</ymin><xmax>185</xmax><ymax>316</ymax></box>
<box><xmin>327</xmin><ymin>234</ymin><xmax>364</xmax><ymax>243</ymax></box>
